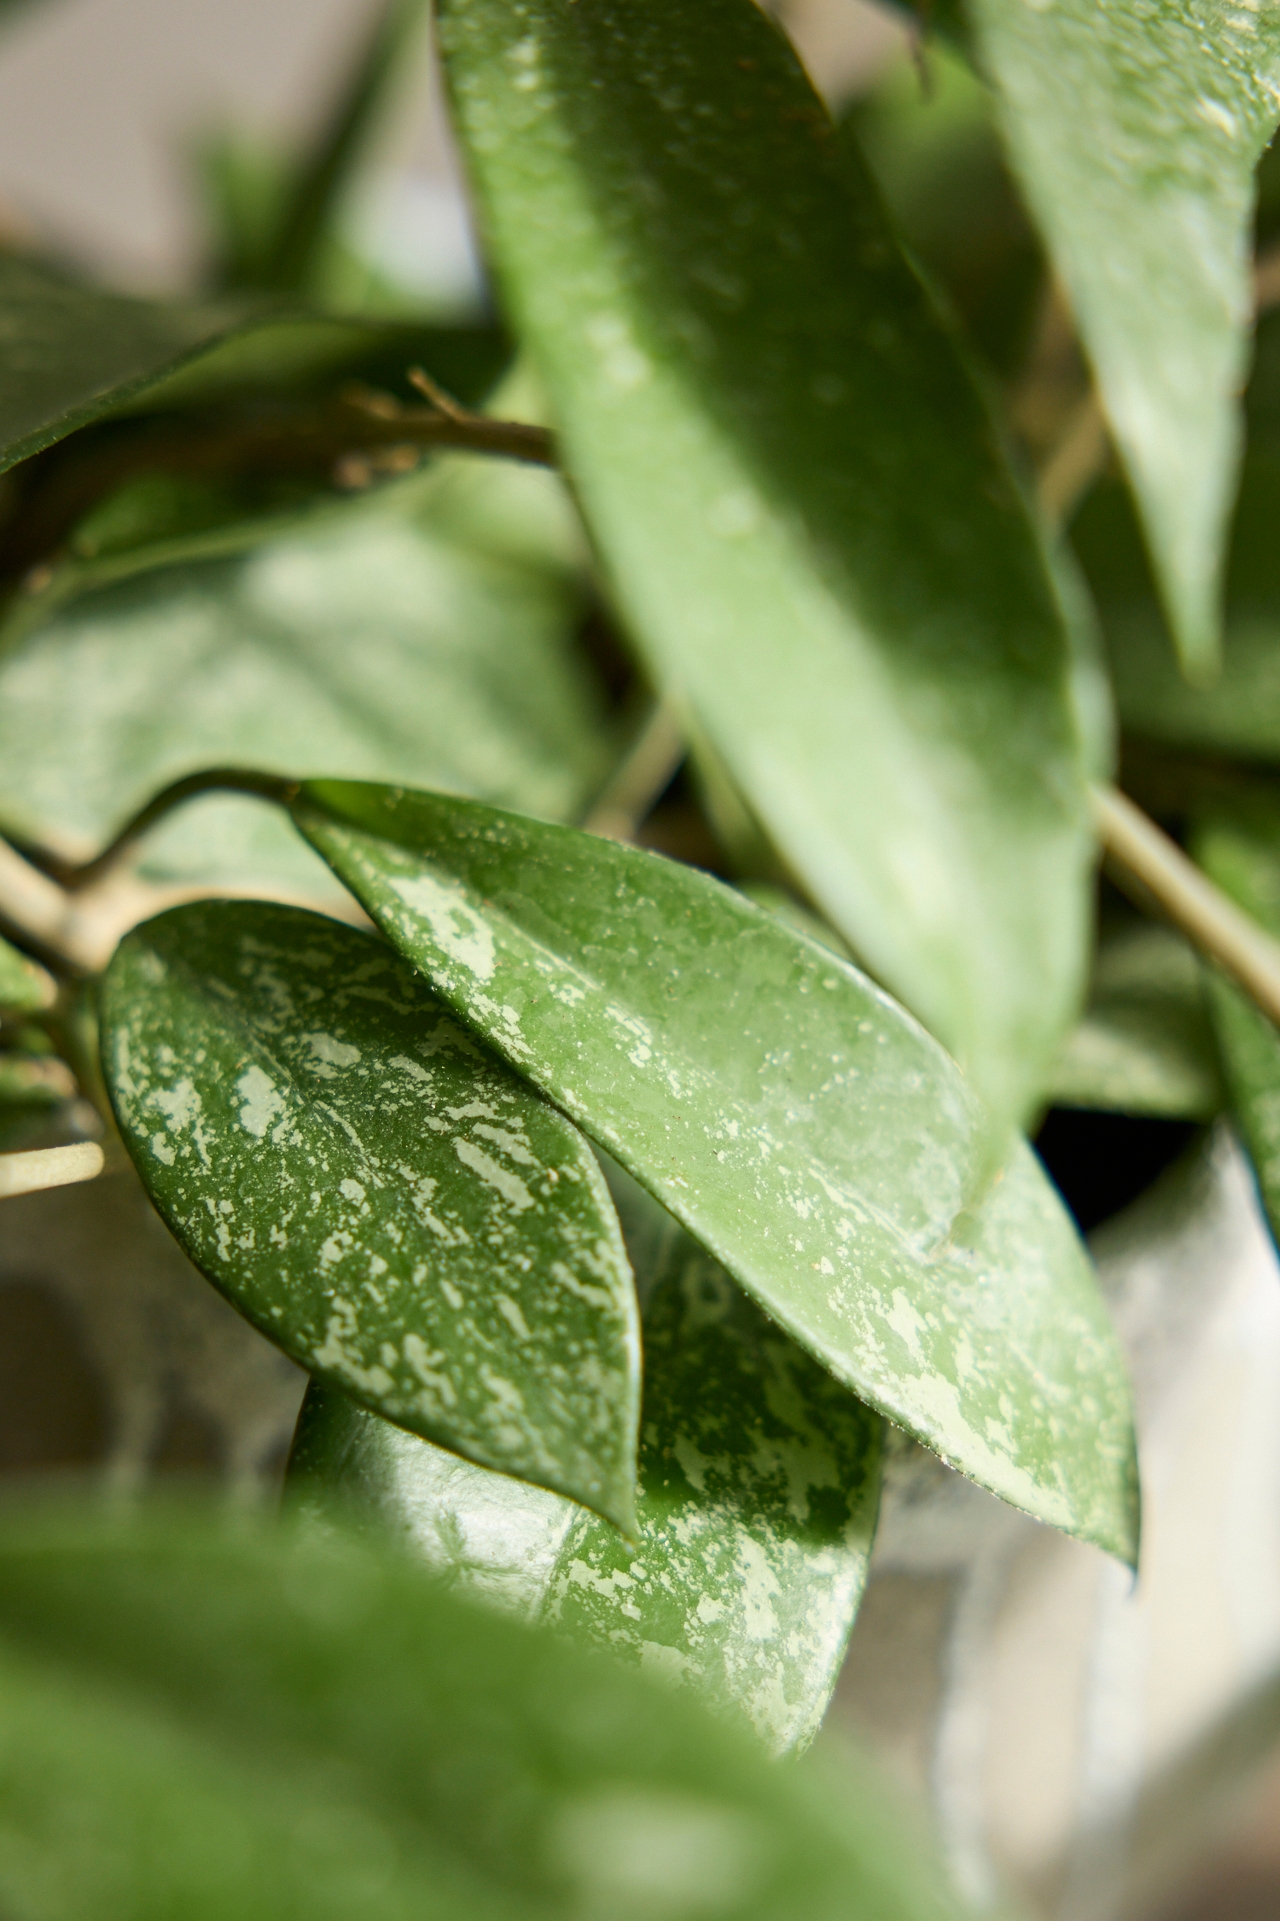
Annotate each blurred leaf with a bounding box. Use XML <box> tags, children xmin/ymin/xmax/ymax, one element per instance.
<box><xmin>847</xmin><ymin>43</ymin><xmax>1042</xmax><ymax>376</ymax></box>
<box><xmin>291</xmin><ymin>1166</ymin><xmax>881</xmax><ymax>1757</ymax></box>
<box><xmin>1077</xmin><ymin>454</ymin><xmax>1280</xmax><ymax>763</ymax></box>
<box><xmin>0</xmin><ymin>250</ymin><xmax>504</xmax><ymax>475</ymax></box>
<box><xmin>101</xmin><ymin>901</ymin><xmax>641</xmax><ymax>1528</ymax></box>
<box><xmin>253</xmin><ymin>0</ymin><xmax>429</xmax><ymax>296</ymax></box>
<box><xmin>295</xmin><ymin>782</ymin><xmax>1138</xmax><ymax>1561</ymax></box>
<box><xmin>1189</xmin><ymin>797</ymin><xmax>1280</xmax><ymax>1246</ymax></box>
<box><xmin>0</xmin><ymin>453</ymin><xmax>608</xmax><ymax>892</ymax></box>
<box><xmin>965</xmin><ymin>0</ymin><xmax>1280</xmax><ymax>677</ymax></box>
<box><xmin>0</xmin><ymin>1501</ymin><xmax>969</xmax><ymax>1921</ymax></box>
<box><xmin>0</xmin><ymin>933</ymin><xmax>53</xmax><ymax>1015</ymax></box>
<box><xmin>1046</xmin><ymin>921</ymin><xmax>1225</xmax><ymax>1121</ymax></box>
<box><xmin>0</xmin><ymin>1054</ymin><xmax>74</xmax><ymax>1106</ymax></box>
<box><xmin>438</xmin><ymin>0</ymin><xmax>1091</xmax><ymax>1142</ymax></box>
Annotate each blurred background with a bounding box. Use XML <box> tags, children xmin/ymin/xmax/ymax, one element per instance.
<box><xmin>0</xmin><ymin>4</ymin><xmax>1277</xmax><ymax>1920</ymax></box>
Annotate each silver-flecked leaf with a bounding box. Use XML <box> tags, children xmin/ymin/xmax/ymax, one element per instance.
<box><xmin>295</xmin><ymin>781</ymin><xmax>1138</xmax><ymax>1562</ymax></box>
<box><xmin>100</xmin><ymin>899</ymin><xmax>640</xmax><ymax>1530</ymax></box>
<box><xmin>290</xmin><ymin>1169</ymin><xmax>882</xmax><ymax>1756</ymax></box>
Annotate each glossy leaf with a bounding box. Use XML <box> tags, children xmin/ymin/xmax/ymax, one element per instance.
<box><xmin>0</xmin><ymin>456</ymin><xmax>608</xmax><ymax>892</ymax></box>
<box><xmin>965</xmin><ymin>0</ymin><xmax>1280</xmax><ymax>676</ymax></box>
<box><xmin>0</xmin><ymin>934</ymin><xmax>53</xmax><ymax>1015</ymax></box>
<box><xmin>0</xmin><ymin>1501</ymin><xmax>968</xmax><ymax>1921</ymax></box>
<box><xmin>295</xmin><ymin>783</ymin><xmax>1138</xmax><ymax>1561</ymax></box>
<box><xmin>290</xmin><ymin>1167</ymin><xmax>882</xmax><ymax>1757</ymax></box>
<box><xmin>438</xmin><ymin>0</ymin><xmax>1091</xmax><ymax>1140</ymax></box>
<box><xmin>1045</xmin><ymin>921</ymin><xmax>1225</xmax><ymax>1122</ymax></box>
<box><xmin>0</xmin><ymin>251</ymin><xmax>501</xmax><ymax>475</ymax></box>
<box><xmin>100</xmin><ymin>900</ymin><xmax>641</xmax><ymax>1529</ymax></box>
<box><xmin>1190</xmin><ymin>799</ymin><xmax>1280</xmax><ymax>1247</ymax></box>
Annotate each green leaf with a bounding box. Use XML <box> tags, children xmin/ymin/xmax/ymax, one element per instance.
<box><xmin>295</xmin><ymin>782</ymin><xmax>1138</xmax><ymax>1561</ymax></box>
<box><xmin>290</xmin><ymin>1166</ymin><xmax>881</xmax><ymax>1756</ymax></box>
<box><xmin>1079</xmin><ymin>457</ymin><xmax>1280</xmax><ymax>762</ymax></box>
<box><xmin>0</xmin><ymin>456</ymin><xmax>609</xmax><ymax>892</ymax></box>
<box><xmin>964</xmin><ymin>0</ymin><xmax>1280</xmax><ymax>677</ymax></box>
<box><xmin>253</xmin><ymin>0</ymin><xmax>429</xmax><ymax>296</ymax></box>
<box><xmin>0</xmin><ymin>934</ymin><xmax>53</xmax><ymax>1015</ymax></box>
<box><xmin>437</xmin><ymin>0</ymin><xmax>1092</xmax><ymax>1140</ymax></box>
<box><xmin>0</xmin><ymin>1054</ymin><xmax>74</xmax><ymax>1107</ymax></box>
<box><xmin>0</xmin><ymin>1500</ymin><xmax>969</xmax><ymax>1921</ymax></box>
<box><xmin>1189</xmin><ymin>798</ymin><xmax>1280</xmax><ymax>1246</ymax></box>
<box><xmin>1045</xmin><ymin>920</ymin><xmax>1225</xmax><ymax>1122</ymax></box>
<box><xmin>100</xmin><ymin>900</ymin><xmax>641</xmax><ymax>1530</ymax></box>
<box><xmin>0</xmin><ymin>251</ymin><xmax>503</xmax><ymax>475</ymax></box>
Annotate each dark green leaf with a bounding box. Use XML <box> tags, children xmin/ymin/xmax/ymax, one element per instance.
<box><xmin>0</xmin><ymin>1500</ymin><xmax>968</xmax><ymax>1921</ymax></box>
<box><xmin>100</xmin><ymin>900</ymin><xmax>641</xmax><ymax>1529</ymax></box>
<box><xmin>290</xmin><ymin>1166</ymin><xmax>882</xmax><ymax>1756</ymax></box>
<box><xmin>0</xmin><ymin>455</ymin><xmax>609</xmax><ymax>892</ymax></box>
<box><xmin>0</xmin><ymin>934</ymin><xmax>53</xmax><ymax>1015</ymax></box>
<box><xmin>1045</xmin><ymin>920</ymin><xmax>1225</xmax><ymax>1122</ymax></box>
<box><xmin>438</xmin><ymin>0</ymin><xmax>1092</xmax><ymax>1140</ymax></box>
<box><xmin>847</xmin><ymin>42</ymin><xmax>1042</xmax><ymax>378</ymax></box>
<box><xmin>0</xmin><ymin>251</ymin><xmax>502</xmax><ymax>475</ymax></box>
<box><xmin>1080</xmin><ymin>458</ymin><xmax>1280</xmax><ymax>762</ymax></box>
<box><xmin>965</xmin><ymin>0</ymin><xmax>1280</xmax><ymax>675</ymax></box>
<box><xmin>295</xmin><ymin>782</ymin><xmax>1138</xmax><ymax>1561</ymax></box>
<box><xmin>1189</xmin><ymin>798</ymin><xmax>1280</xmax><ymax>1245</ymax></box>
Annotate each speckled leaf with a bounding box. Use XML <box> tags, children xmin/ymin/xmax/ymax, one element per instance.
<box><xmin>1190</xmin><ymin>800</ymin><xmax>1280</xmax><ymax>1247</ymax></box>
<box><xmin>0</xmin><ymin>1503</ymin><xmax>970</xmax><ymax>1921</ymax></box>
<box><xmin>290</xmin><ymin>1170</ymin><xmax>882</xmax><ymax>1756</ymax></box>
<box><xmin>438</xmin><ymin>0</ymin><xmax>1092</xmax><ymax>1142</ymax></box>
<box><xmin>966</xmin><ymin>0</ymin><xmax>1280</xmax><ymax>676</ymax></box>
<box><xmin>1045</xmin><ymin>921</ymin><xmax>1224</xmax><ymax>1122</ymax></box>
<box><xmin>100</xmin><ymin>900</ymin><xmax>640</xmax><ymax>1530</ymax></box>
<box><xmin>0</xmin><ymin>250</ymin><xmax>500</xmax><ymax>474</ymax></box>
<box><xmin>295</xmin><ymin>783</ymin><xmax>1138</xmax><ymax>1561</ymax></box>
<box><xmin>0</xmin><ymin>455</ymin><xmax>608</xmax><ymax>893</ymax></box>
<box><xmin>0</xmin><ymin>934</ymin><xmax>53</xmax><ymax>1015</ymax></box>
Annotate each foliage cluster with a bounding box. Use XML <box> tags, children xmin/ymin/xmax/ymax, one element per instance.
<box><xmin>3</xmin><ymin>0</ymin><xmax>1280</xmax><ymax>1911</ymax></box>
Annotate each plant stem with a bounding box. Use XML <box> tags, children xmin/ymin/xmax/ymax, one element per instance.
<box><xmin>1093</xmin><ymin>783</ymin><xmax>1280</xmax><ymax>1027</ymax></box>
<box><xmin>43</xmin><ymin>768</ymin><xmax>300</xmax><ymax>893</ymax></box>
<box><xmin>583</xmin><ymin>702</ymin><xmax>685</xmax><ymax>841</ymax></box>
<box><xmin>0</xmin><ymin>1141</ymin><xmax>104</xmax><ymax>1201</ymax></box>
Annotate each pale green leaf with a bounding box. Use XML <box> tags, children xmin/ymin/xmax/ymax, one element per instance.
<box><xmin>438</xmin><ymin>0</ymin><xmax>1092</xmax><ymax>1140</ymax></box>
<box><xmin>1189</xmin><ymin>798</ymin><xmax>1280</xmax><ymax>1246</ymax></box>
<box><xmin>965</xmin><ymin>0</ymin><xmax>1280</xmax><ymax>675</ymax></box>
<box><xmin>0</xmin><ymin>933</ymin><xmax>53</xmax><ymax>1015</ymax></box>
<box><xmin>0</xmin><ymin>458</ymin><xmax>609</xmax><ymax>892</ymax></box>
<box><xmin>100</xmin><ymin>900</ymin><xmax>641</xmax><ymax>1529</ymax></box>
<box><xmin>294</xmin><ymin>782</ymin><xmax>1138</xmax><ymax>1561</ymax></box>
<box><xmin>0</xmin><ymin>250</ymin><xmax>500</xmax><ymax>473</ymax></box>
<box><xmin>1045</xmin><ymin>920</ymin><xmax>1225</xmax><ymax>1122</ymax></box>
<box><xmin>290</xmin><ymin>1166</ymin><xmax>881</xmax><ymax>1757</ymax></box>
<box><xmin>0</xmin><ymin>1501</ymin><xmax>968</xmax><ymax>1921</ymax></box>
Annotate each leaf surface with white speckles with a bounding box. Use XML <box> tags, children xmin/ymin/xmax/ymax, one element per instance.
<box><xmin>436</xmin><ymin>0</ymin><xmax>1091</xmax><ymax>1144</ymax></box>
<box><xmin>99</xmin><ymin>899</ymin><xmax>640</xmax><ymax>1530</ymax></box>
<box><xmin>289</xmin><ymin>1169</ymin><xmax>882</xmax><ymax>1755</ymax></box>
<box><xmin>295</xmin><ymin>781</ymin><xmax>1138</xmax><ymax>1562</ymax></box>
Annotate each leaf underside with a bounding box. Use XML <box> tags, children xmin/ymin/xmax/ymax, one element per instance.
<box><xmin>295</xmin><ymin>781</ymin><xmax>1138</xmax><ymax>1562</ymax></box>
<box><xmin>100</xmin><ymin>899</ymin><xmax>641</xmax><ymax>1531</ymax></box>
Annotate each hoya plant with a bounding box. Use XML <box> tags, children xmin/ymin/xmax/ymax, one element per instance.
<box><xmin>2</xmin><ymin>0</ymin><xmax>1280</xmax><ymax>1906</ymax></box>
